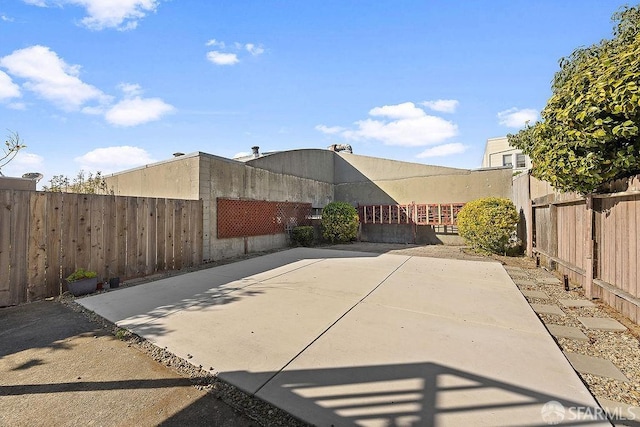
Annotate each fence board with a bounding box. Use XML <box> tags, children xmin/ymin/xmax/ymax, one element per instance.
<box><xmin>75</xmin><ymin>195</ymin><xmax>91</xmax><ymax>273</ymax></box>
<box><xmin>103</xmin><ymin>195</ymin><xmax>117</xmax><ymax>280</ymax></box>
<box><xmin>156</xmin><ymin>199</ymin><xmax>166</xmax><ymax>271</ymax></box>
<box><xmin>115</xmin><ymin>196</ymin><xmax>127</xmax><ymax>278</ymax></box>
<box><xmin>45</xmin><ymin>192</ymin><xmax>63</xmax><ymax>297</ymax></box>
<box><xmin>137</xmin><ymin>197</ymin><xmax>149</xmax><ymax>275</ymax></box>
<box><xmin>28</xmin><ymin>192</ymin><xmax>47</xmax><ymax>301</ymax></box>
<box><xmin>61</xmin><ymin>193</ymin><xmax>77</xmax><ymax>280</ymax></box>
<box><xmin>0</xmin><ymin>191</ymin><xmax>14</xmax><ymax>306</ymax></box>
<box><xmin>10</xmin><ymin>191</ymin><xmax>29</xmax><ymax>304</ymax></box>
<box><xmin>174</xmin><ymin>200</ymin><xmax>183</xmax><ymax>270</ymax></box>
<box><xmin>90</xmin><ymin>195</ymin><xmax>106</xmax><ymax>279</ymax></box>
<box><xmin>166</xmin><ymin>199</ymin><xmax>176</xmax><ymax>270</ymax></box>
<box><xmin>146</xmin><ymin>198</ymin><xmax>157</xmax><ymax>275</ymax></box>
<box><xmin>126</xmin><ymin>197</ymin><xmax>138</xmax><ymax>278</ymax></box>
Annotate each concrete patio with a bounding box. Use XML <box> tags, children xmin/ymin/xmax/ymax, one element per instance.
<box><xmin>79</xmin><ymin>248</ymin><xmax>607</xmax><ymax>426</ymax></box>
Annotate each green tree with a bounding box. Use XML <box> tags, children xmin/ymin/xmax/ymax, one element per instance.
<box><xmin>321</xmin><ymin>201</ymin><xmax>359</xmax><ymax>243</ymax></box>
<box><xmin>457</xmin><ymin>198</ymin><xmax>519</xmax><ymax>255</ymax></box>
<box><xmin>509</xmin><ymin>5</ymin><xmax>640</xmax><ymax>193</ymax></box>
<box><xmin>42</xmin><ymin>170</ymin><xmax>113</xmax><ymax>194</ymax></box>
<box><xmin>0</xmin><ymin>130</ymin><xmax>27</xmax><ymax>176</ymax></box>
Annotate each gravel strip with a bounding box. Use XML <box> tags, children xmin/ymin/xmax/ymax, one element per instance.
<box><xmin>503</xmin><ymin>262</ymin><xmax>640</xmax><ymax>408</ymax></box>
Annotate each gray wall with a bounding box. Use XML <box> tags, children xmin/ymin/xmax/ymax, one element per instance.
<box><xmin>0</xmin><ymin>176</ymin><xmax>37</xmax><ymax>191</ymax></box>
<box><xmin>104</xmin><ymin>152</ymin><xmax>334</xmax><ymax>262</ymax></box>
<box><xmin>105</xmin><ymin>149</ymin><xmax>513</xmax><ymax>259</ymax></box>
<box><xmin>199</xmin><ymin>154</ymin><xmax>333</xmax><ymax>260</ymax></box>
<box><xmin>333</xmin><ymin>152</ymin><xmax>513</xmax><ymax>205</ymax></box>
<box><xmin>247</xmin><ymin>149</ymin><xmax>335</xmax><ymax>184</ymax></box>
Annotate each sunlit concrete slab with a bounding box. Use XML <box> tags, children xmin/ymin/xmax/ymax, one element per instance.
<box><xmin>79</xmin><ymin>248</ymin><xmax>603</xmax><ymax>426</ymax></box>
<box><xmin>124</xmin><ymin>284</ymin><xmax>371</xmax><ymax>393</ymax></box>
<box><xmin>79</xmin><ymin>248</ymin><xmax>373</xmax><ymax>324</ymax></box>
<box><xmin>363</xmin><ymin>257</ymin><xmax>540</xmax><ymax>333</ymax></box>
<box><xmin>257</xmin><ymin>303</ymin><xmax>604</xmax><ymax>426</ymax></box>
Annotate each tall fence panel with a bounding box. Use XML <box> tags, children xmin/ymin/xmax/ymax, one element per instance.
<box><xmin>528</xmin><ymin>175</ymin><xmax>640</xmax><ymax>324</ymax></box>
<box><xmin>0</xmin><ymin>190</ymin><xmax>203</xmax><ymax>307</ymax></box>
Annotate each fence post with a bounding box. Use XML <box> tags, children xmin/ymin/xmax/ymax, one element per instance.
<box><xmin>526</xmin><ymin>173</ymin><xmax>534</xmax><ymax>257</ymax></box>
<box><xmin>585</xmin><ymin>195</ymin><xmax>594</xmax><ymax>298</ymax></box>
<box><xmin>549</xmin><ymin>201</ymin><xmax>558</xmax><ymax>266</ymax></box>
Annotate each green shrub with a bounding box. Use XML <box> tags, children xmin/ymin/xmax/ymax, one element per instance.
<box><xmin>66</xmin><ymin>268</ymin><xmax>97</xmax><ymax>282</ymax></box>
<box><xmin>321</xmin><ymin>202</ymin><xmax>359</xmax><ymax>243</ymax></box>
<box><xmin>457</xmin><ymin>197</ymin><xmax>519</xmax><ymax>254</ymax></box>
<box><xmin>292</xmin><ymin>226</ymin><xmax>315</xmax><ymax>247</ymax></box>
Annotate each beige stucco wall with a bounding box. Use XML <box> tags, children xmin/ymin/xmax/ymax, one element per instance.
<box><xmin>246</xmin><ymin>149</ymin><xmax>334</xmax><ymax>183</ymax></box>
<box><xmin>104</xmin><ymin>154</ymin><xmax>201</xmax><ymax>200</ymax></box>
<box><xmin>199</xmin><ymin>153</ymin><xmax>333</xmax><ymax>260</ymax></box>
<box><xmin>103</xmin><ymin>149</ymin><xmax>513</xmax><ymax>261</ymax></box>
<box><xmin>0</xmin><ymin>176</ymin><xmax>36</xmax><ymax>191</ymax></box>
<box><xmin>333</xmin><ymin>152</ymin><xmax>513</xmax><ymax>205</ymax></box>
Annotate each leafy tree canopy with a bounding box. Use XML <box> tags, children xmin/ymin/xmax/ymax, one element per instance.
<box><xmin>509</xmin><ymin>5</ymin><xmax>640</xmax><ymax>193</ymax></box>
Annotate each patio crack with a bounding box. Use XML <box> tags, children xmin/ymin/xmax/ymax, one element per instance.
<box><xmin>252</xmin><ymin>256</ymin><xmax>413</xmax><ymax>395</ymax></box>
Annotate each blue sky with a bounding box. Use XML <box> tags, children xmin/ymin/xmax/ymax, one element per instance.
<box><xmin>0</xmin><ymin>0</ymin><xmax>626</xmax><ymax>184</ymax></box>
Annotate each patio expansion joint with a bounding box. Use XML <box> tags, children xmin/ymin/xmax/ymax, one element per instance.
<box><xmin>251</xmin><ymin>256</ymin><xmax>414</xmax><ymax>396</ymax></box>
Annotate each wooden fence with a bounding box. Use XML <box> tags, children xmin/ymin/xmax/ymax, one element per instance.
<box><xmin>0</xmin><ymin>190</ymin><xmax>203</xmax><ymax>306</ymax></box>
<box><xmin>515</xmin><ymin>173</ymin><xmax>640</xmax><ymax>323</ymax></box>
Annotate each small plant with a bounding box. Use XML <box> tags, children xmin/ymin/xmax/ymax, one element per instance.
<box><xmin>291</xmin><ymin>226</ymin><xmax>315</xmax><ymax>246</ymax></box>
<box><xmin>114</xmin><ymin>328</ymin><xmax>127</xmax><ymax>340</ymax></box>
<box><xmin>321</xmin><ymin>201</ymin><xmax>359</xmax><ymax>243</ymax></box>
<box><xmin>457</xmin><ymin>197</ymin><xmax>519</xmax><ymax>255</ymax></box>
<box><xmin>66</xmin><ymin>268</ymin><xmax>97</xmax><ymax>282</ymax></box>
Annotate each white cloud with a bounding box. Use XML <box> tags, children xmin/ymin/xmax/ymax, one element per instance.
<box><xmin>118</xmin><ymin>82</ymin><xmax>143</xmax><ymax>97</ymax></box>
<box><xmin>0</xmin><ymin>45</ymin><xmax>108</xmax><ymax>110</ymax></box>
<box><xmin>75</xmin><ymin>146</ymin><xmax>155</xmax><ymax>173</ymax></box>
<box><xmin>497</xmin><ymin>107</ymin><xmax>539</xmax><ymax>128</ymax></box>
<box><xmin>206</xmin><ymin>39</ymin><xmax>225</xmax><ymax>48</ymax></box>
<box><xmin>421</xmin><ymin>99</ymin><xmax>459</xmax><ymax>114</ymax></box>
<box><xmin>0</xmin><ymin>70</ymin><xmax>21</xmax><ymax>100</ymax></box>
<box><xmin>1</xmin><ymin>152</ymin><xmax>45</xmax><ymax>177</ymax></box>
<box><xmin>416</xmin><ymin>143</ymin><xmax>466</xmax><ymax>158</ymax></box>
<box><xmin>24</xmin><ymin>0</ymin><xmax>159</xmax><ymax>30</ymax></box>
<box><xmin>369</xmin><ymin>102</ymin><xmax>426</xmax><ymax>119</ymax></box>
<box><xmin>1</xmin><ymin>14</ymin><xmax>15</xmax><ymax>22</ymax></box>
<box><xmin>245</xmin><ymin>43</ymin><xmax>264</xmax><ymax>56</ymax></box>
<box><xmin>205</xmin><ymin>39</ymin><xmax>265</xmax><ymax>66</ymax></box>
<box><xmin>315</xmin><ymin>124</ymin><xmax>345</xmax><ymax>134</ymax></box>
<box><xmin>105</xmin><ymin>96</ymin><xmax>174</xmax><ymax>126</ymax></box>
<box><xmin>22</xmin><ymin>0</ymin><xmax>47</xmax><ymax>6</ymax></box>
<box><xmin>322</xmin><ymin>102</ymin><xmax>458</xmax><ymax>147</ymax></box>
<box><xmin>206</xmin><ymin>51</ymin><xmax>239</xmax><ymax>66</ymax></box>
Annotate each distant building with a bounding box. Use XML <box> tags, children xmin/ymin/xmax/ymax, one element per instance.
<box><xmin>481</xmin><ymin>136</ymin><xmax>531</xmax><ymax>172</ymax></box>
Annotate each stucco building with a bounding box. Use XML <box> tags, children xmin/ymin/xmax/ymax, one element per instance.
<box><xmin>482</xmin><ymin>136</ymin><xmax>531</xmax><ymax>172</ymax></box>
<box><xmin>104</xmin><ymin>148</ymin><xmax>513</xmax><ymax>261</ymax></box>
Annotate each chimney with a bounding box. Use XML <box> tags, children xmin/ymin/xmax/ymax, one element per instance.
<box><xmin>251</xmin><ymin>146</ymin><xmax>260</xmax><ymax>158</ymax></box>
